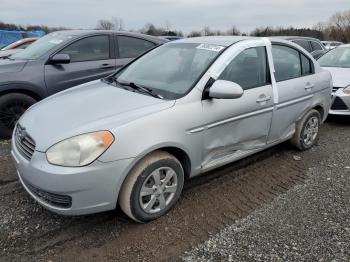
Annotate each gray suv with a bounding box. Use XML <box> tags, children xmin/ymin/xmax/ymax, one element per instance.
<box><xmin>0</xmin><ymin>30</ymin><xmax>166</xmax><ymax>138</ymax></box>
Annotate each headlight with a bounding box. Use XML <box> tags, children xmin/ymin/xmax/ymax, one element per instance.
<box><xmin>46</xmin><ymin>131</ymin><xmax>114</xmax><ymax>167</ymax></box>
<box><xmin>343</xmin><ymin>85</ymin><xmax>350</xmax><ymax>94</ymax></box>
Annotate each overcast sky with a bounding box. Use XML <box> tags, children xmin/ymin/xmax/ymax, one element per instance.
<box><xmin>0</xmin><ymin>0</ymin><xmax>349</xmax><ymax>33</ymax></box>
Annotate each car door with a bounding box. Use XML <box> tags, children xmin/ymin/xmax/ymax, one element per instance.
<box><xmin>268</xmin><ymin>44</ymin><xmax>316</xmax><ymax>143</ymax></box>
<box><xmin>115</xmin><ymin>35</ymin><xmax>157</xmax><ymax>69</ymax></box>
<box><xmin>201</xmin><ymin>46</ymin><xmax>274</xmax><ymax>169</ymax></box>
<box><xmin>44</xmin><ymin>34</ymin><xmax>116</xmax><ymax>95</ymax></box>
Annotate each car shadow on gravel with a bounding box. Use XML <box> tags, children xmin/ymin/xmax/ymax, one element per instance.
<box><xmin>326</xmin><ymin>115</ymin><xmax>350</xmax><ymax>125</ymax></box>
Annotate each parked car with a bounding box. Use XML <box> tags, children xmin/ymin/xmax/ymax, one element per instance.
<box><xmin>274</xmin><ymin>36</ymin><xmax>327</xmax><ymax>59</ymax></box>
<box><xmin>159</xmin><ymin>35</ymin><xmax>184</xmax><ymax>41</ymax></box>
<box><xmin>0</xmin><ymin>37</ymin><xmax>38</xmax><ymax>58</ymax></box>
<box><xmin>318</xmin><ymin>44</ymin><xmax>350</xmax><ymax>115</ymax></box>
<box><xmin>11</xmin><ymin>36</ymin><xmax>332</xmax><ymax>222</ymax></box>
<box><xmin>0</xmin><ymin>30</ymin><xmax>167</xmax><ymax>138</ymax></box>
<box><xmin>322</xmin><ymin>41</ymin><xmax>344</xmax><ymax>50</ymax></box>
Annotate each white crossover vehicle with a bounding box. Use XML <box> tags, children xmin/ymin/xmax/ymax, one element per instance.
<box><xmin>318</xmin><ymin>44</ymin><xmax>350</xmax><ymax>115</ymax></box>
<box><xmin>322</xmin><ymin>41</ymin><xmax>343</xmax><ymax>50</ymax></box>
<box><xmin>11</xmin><ymin>36</ymin><xmax>332</xmax><ymax>222</ymax></box>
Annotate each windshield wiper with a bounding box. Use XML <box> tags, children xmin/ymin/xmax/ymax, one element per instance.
<box><xmin>119</xmin><ymin>81</ymin><xmax>163</xmax><ymax>99</ymax></box>
<box><xmin>129</xmin><ymin>82</ymin><xmax>163</xmax><ymax>99</ymax></box>
<box><xmin>103</xmin><ymin>77</ymin><xmax>163</xmax><ymax>99</ymax></box>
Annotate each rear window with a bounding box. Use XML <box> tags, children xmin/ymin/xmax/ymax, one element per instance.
<box><xmin>272</xmin><ymin>45</ymin><xmax>301</xmax><ymax>82</ymax></box>
<box><xmin>301</xmin><ymin>53</ymin><xmax>312</xmax><ymax>75</ymax></box>
<box><xmin>310</xmin><ymin>41</ymin><xmax>323</xmax><ymax>51</ymax></box>
<box><xmin>117</xmin><ymin>36</ymin><xmax>156</xmax><ymax>58</ymax></box>
<box><xmin>293</xmin><ymin>39</ymin><xmax>312</xmax><ymax>52</ymax></box>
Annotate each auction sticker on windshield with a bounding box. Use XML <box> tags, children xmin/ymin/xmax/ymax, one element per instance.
<box><xmin>196</xmin><ymin>43</ymin><xmax>225</xmax><ymax>52</ymax></box>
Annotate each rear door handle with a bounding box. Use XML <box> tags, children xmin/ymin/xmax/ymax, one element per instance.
<box><xmin>305</xmin><ymin>82</ymin><xmax>315</xmax><ymax>90</ymax></box>
<box><xmin>99</xmin><ymin>64</ymin><xmax>114</xmax><ymax>69</ymax></box>
<box><xmin>256</xmin><ymin>95</ymin><xmax>272</xmax><ymax>104</ymax></box>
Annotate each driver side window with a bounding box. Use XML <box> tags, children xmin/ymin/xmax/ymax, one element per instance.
<box><xmin>218</xmin><ymin>47</ymin><xmax>270</xmax><ymax>90</ymax></box>
<box><xmin>58</xmin><ymin>35</ymin><xmax>110</xmax><ymax>63</ymax></box>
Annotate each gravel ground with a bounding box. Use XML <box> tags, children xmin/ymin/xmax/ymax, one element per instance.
<box><xmin>0</xmin><ymin>117</ymin><xmax>349</xmax><ymax>261</ymax></box>
<box><xmin>183</xmin><ymin>117</ymin><xmax>350</xmax><ymax>262</ymax></box>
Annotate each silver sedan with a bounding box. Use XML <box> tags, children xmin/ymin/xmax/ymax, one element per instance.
<box><xmin>318</xmin><ymin>44</ymin><xmax>350</xmax><ymax>115</ymax></box>
<box><xmin>11</xmin><ymin>36</ymin><xmax>332</xmax><ymax>222</ymax></box>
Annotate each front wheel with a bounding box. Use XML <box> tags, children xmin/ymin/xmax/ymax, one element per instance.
<box><xmin>0</xmin><ymin>93</ymin><xmax>37</xmax><ymax>139</ymax></box>
<box><xmin>119</xmin><ymin>151</ymin><xmax>184</xmax><ymax>223</ymax></box>
<box><xmin>290</xmin><ymin>109</ymin><xmax>321</xmax><ymax>150</ymax></box>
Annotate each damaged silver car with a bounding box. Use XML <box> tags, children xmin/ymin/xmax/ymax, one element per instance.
<box><xmin>12</xmin><ymin>36</ymin><xmax>332</xmax><ymax>223</ymax></box>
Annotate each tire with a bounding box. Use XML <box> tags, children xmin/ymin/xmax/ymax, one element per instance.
<box><xmin>290</xmin><ymin>109</ymin><xmax>321</xmax><ymax>151</ymax></box>
<box><xmin>119</xmin><ymin>151</ymin><xmax>184</xmax><ymax>223</ymax></box>
<box><xmin>0</xmin><ymin>93</ymin><xmax>37</xmax><ymax>139</ymax></box>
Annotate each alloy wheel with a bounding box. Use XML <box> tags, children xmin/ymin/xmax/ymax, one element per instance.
<box><xmin>303</xmin><ymin>116</ymin><xmax>319</xmax><ymax>146</ymax></box>
<box><xmin>139</xmin><ymin>167</ymin><xmax>178</xmax><ymax>214</ymax></box>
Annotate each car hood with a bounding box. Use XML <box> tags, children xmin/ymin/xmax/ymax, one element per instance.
<box><xmin>0</xmin><ymin>57</ymin><xmax>27</xmax><ymax>73</ymax></box>
<box><xmin>19</xmin><ymin>80</ymin><xmax>175</xmax><ymax>151</ymax></box>
<box><xmin>323</xmin><ymin>67</ymin><xmax>350</xmax><ymax>88</ymax></box>
<box><xmin>0</xmin><ymin>49</ymin><xmax>21</xmax><ymax>58</ymax></box>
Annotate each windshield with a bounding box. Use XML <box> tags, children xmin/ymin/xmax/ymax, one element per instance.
<box><xmin>318</xmin><ymin>47</ymin><xmax>350</xmax><ymax>68</ymax></box>
<box><xmin>114</xmin><ymin>43</ymin><xmax>224</xmax><ymax>99</ymax></box>
<box><xmin>10</xmin><ymin>32</ymin><xmax>74</xmax><ymax>60</ymax></box>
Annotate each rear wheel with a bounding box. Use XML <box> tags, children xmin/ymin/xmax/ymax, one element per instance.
<box><xmin>290</xmin><ymin>109</ymin><xmax>321</xmax><ymax>150</ymax></box>
<box><xmin>119</xmin><ymin>151</ymin><xmax>184</xmax><ymax>223</ymax></box>
<box><xmin>0</xmin><ymin>93</ymin><xmax>36</xmax><ymax>139</ymax></box>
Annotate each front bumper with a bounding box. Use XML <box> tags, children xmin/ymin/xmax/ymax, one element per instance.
<box><xmin>11</xmin><ymin>140</ymin><xmax>134</xmax><ymax>216</ymax></box>
<box><xmin>329</xmin><ymin>88</ymin><xmax>350</xmax><ymax>115</ymax></box>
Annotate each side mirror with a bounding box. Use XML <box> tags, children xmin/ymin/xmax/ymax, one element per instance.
<box><xmin>208</xmin><ymin>80</ymin><xmax>244</xmax><ymax>99</ymax></box>
<box><xmin>49</xmin><ymin>54</ymin><xmax>70</xmax><ymax>64</ymax></box>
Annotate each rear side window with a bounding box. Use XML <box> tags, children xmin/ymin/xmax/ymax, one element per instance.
<box><xmin>310</xmin><ymin>41</ymin><xmax>323</xmax><ymax>51</ymax></box>
<box><xmin>117</xmin><ymin>36</ymin><xmax>156</xmax><ymax>58</ymax></box>
<box><xmin>59</xmin><ymin>35</ymin><xmax>110</xmax><ymax>62</ymax></box>
<box><xmin>272</xmin><ymin>45</ymin><xmax>301</xmax><ymax>82</ymax></box>
<box><xmin>301</xmin><ymin>53</ymin><xmax>312</xmax><ymax>75</ymax></box>
<box><xmin>293</xmin><ymin>39</ymin><xmax>312</xmax><ymax>52</ymax></box>
<box><xmin>218</xmin><ymin>47</ymin><xmax>270</xmax><ymax>90</ymax></box>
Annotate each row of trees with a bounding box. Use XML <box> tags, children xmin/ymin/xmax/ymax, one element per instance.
<box><xmin>1</xmin><ymin>10</ymin><xmax>349</xmax><ymax>42</ymax></box>
<box><xmin>96</xmin><ymin>18</ymin><xmax>184</xmax><ymax>37</ymax></box>
<box><xmin>0</xmin><ymin>21</ymin><xmax>67</xmax><ymax>33</ymax></box>
<box><xmin>187</xmin><ymin>10</ymin><xmax>350</xmax><ymax>42</ymax></box>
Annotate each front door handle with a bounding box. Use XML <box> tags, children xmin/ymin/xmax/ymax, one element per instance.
<box><xmin>99</xmin><ymin>64</ymin><xmax>114</xmax><ymax>70</ymax></box>
<box><xmin>256</xmin><ymin>95</ymin><xmax>272</xmax><ymax>104</ymax></box>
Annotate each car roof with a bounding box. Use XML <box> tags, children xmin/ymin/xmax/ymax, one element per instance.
<box><xmin>48</xmin><ymin>30</ymin><xmax>167</xmax><ymax>44</ymax></box>
<box><xmin>271</xmin><ymin>36</ymin><xmax>322</xmax><ymax>42</ymax></box>
<box><xmin>322</xmin><ymin>40</ymin><xmax>343</xmax><ymax>43</ymax></box>
<box><xmin>174</xmin><ymin>36</ymin><xmax>258</xmax><ymax>47</ymax></box>
<box><xmin>339</xmin><ymin>44</ymin><xmax>350</xmax><ymax>48</ymax></box>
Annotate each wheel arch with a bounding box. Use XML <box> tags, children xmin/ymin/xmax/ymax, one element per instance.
<box><xmin>313</xmin><ymin>104</ymin><xmax>325</xmax><ymax>122</ymax></box>
<box><xmin>155</xmin><ymin>146</ymin><xmax>191</xmax><ymax>180</ymax></box>
<box><xmin>0</xmin><ymin>86</ymin><xmax>43</xmax><ymax>101</ymax></box>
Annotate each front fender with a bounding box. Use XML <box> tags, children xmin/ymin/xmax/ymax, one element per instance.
<box><xmin>0</xmin><ymin>82</ymin><xmax>46</xmax><ymax>99</ymax></box>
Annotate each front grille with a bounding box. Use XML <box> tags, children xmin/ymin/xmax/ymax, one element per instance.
<box><xmin>14</xmin><ymin>125</ymin><xmax>36</xmax><ymax>160</ymax></box>
<box><xmin>331</xmin><ymin>97</ymin><xmax>348</xmax><ymax>110</ymax></box>
<box><xmin>23</xmin><ymin>179</ymin><xmax>72</xmax><ymax>208</ymax></box>
<box><xmin>332</xmin><ymin>86</ymin><xmax>342</xmax><ymax>92</ymax></box>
